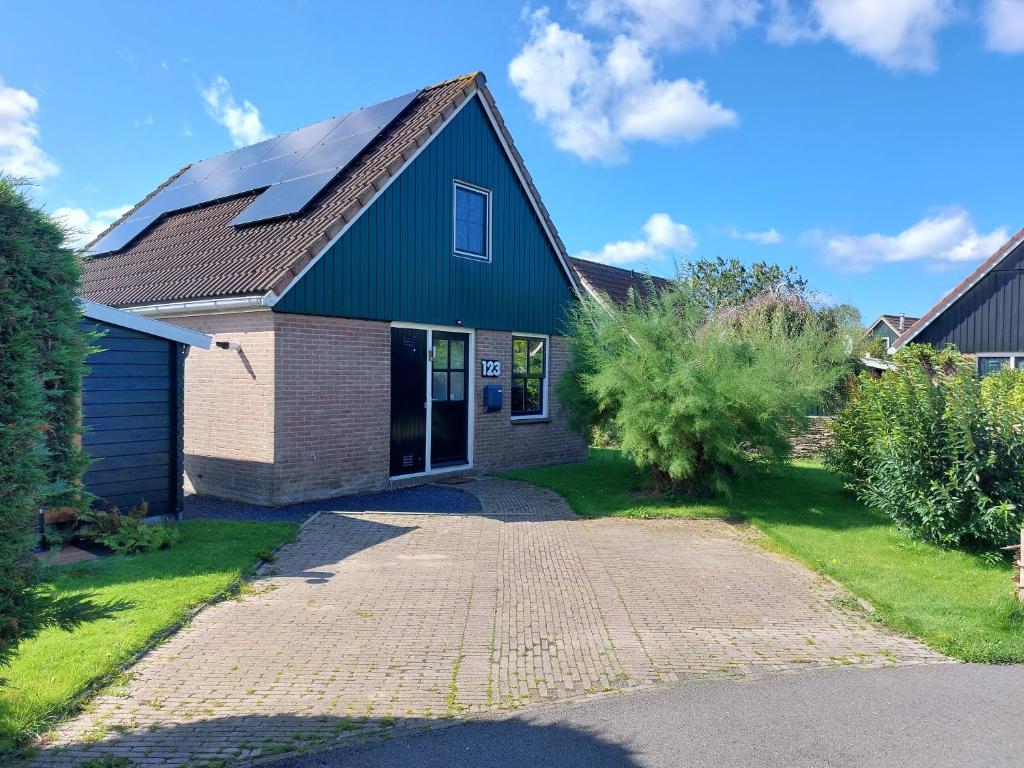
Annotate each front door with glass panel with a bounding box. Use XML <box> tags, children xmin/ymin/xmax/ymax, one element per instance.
<box><xmin>430</xmin><ymin>332</ymin><xmax>469</xmax><ymax>467</ymax></box>
<box><xmin>390</xmin><ymin>328</ymin><xmax>428</xmax><ymax>476</ymax></box>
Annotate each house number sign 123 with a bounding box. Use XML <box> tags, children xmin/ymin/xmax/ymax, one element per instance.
<box><xmin>480</xmin><ymin>359</ymin><xmax>501</xmax><ymax>377</ymax></box>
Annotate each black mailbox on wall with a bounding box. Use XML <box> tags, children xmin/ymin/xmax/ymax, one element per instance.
<box><xmin>482</xmin><ymin>384</ymin><xmax>503</xmax><ymax>412</ymax></box>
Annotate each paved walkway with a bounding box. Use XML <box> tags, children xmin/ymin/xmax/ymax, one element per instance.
<box><xmin>33</xmin><ymin>478</ymin><xmax>944</xmax><ymax>767</ymax></box>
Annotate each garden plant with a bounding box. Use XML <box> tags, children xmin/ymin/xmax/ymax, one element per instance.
<box><xmin>0</xmin><ymin>178</ymin><xmax>92</xmax><ymax>667</ymax></box>
<box><xmin>561</xmin><ymin>277</ymin><xmax>853</xmax><ymax>496</ymax></box>
<box><xmin>825</xmin><ymin>344</ymin><xmax>1024</xmax><ymax>550</ymax></box>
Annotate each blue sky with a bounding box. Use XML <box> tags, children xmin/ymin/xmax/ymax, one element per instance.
<box><xmin>2</xmin><ymin>0</ymin><xmax>1022</xmax><ymax>323</ymax></box>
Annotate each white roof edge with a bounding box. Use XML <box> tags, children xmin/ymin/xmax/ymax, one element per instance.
<box><xmin>473</xmin><ymin>86</ymin><xmax>583</xmax><ymax>301</ymax></box>
<box><xmin>78</xmin><ymin>298</ymin><xmax>212</xmax><ymax>349</ymax></box>
<box><xmin>867</xmin><ymin>315</ymin><xmax>893</xmax><ymax>333</ymax></box>
<box><xmin>860</xmin><ymin>356</ymin><xmax>895</xmax><ymax>371</ymax></box>
<box><xmin>574</xmin><ymin>272</ymin><xmax>612</xmax><ymax>313</ymax></box>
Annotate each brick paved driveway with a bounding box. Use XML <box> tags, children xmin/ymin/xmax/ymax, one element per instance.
<box><xmin>35</xmin><ymin>478</ymin><xmax>944</xmax><ymax>767</ymax></box>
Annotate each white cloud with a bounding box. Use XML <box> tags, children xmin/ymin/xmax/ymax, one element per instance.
<box><xmin>54</xmin><ymin>204</ymin><xmax>132</xmax><ymax>249</ymax></box>
<box><xmin>766</xmin><ymin>0</ymin><xmax>817</xmax><ymax>43</ymax></box>
<box><xmin>0</xmin><ymin>76</ymin><xmax>58</xmax><ymax>180</ymax></box>
<box><xmin>728</xmin><ymin>227</ymin><xmax>782</xmax><ymax>244</ymax></box>
<box><xmin>200</xmin><ymin>75</ymin><xmax>270</xmax><ymax>148</ymax></box>
<box><xmin>815</xmin><ymin>208</ymin><xmax>1008</xmax><ymax>272</ymax></box>
<box><xmin>575</xmin><ymin>213</ymin><xmax>697</xmax><ymax>265</ymax></box>
<box><xmin>133</xmin><ymin>114</ymin><xmax>155</xmax><ymax>128</ymax></box>
<box><xmin>576</xmin><ymin>0</ymin><xmax>761</xmax><ymax>49</ymax></box>
<box><xmin>768</xmin><ymin>0</ymin><xmax>954</xmax><ymax>71</ymax></box>
<box><xmin>984</xmin><ymin>0</ymin><xmax>1024</xmax><ymax>53</ymax></box>
<box><xmin>509</xmin><ymin>9</ymin><xmax>737</xmax><ymax>162</ymax></box>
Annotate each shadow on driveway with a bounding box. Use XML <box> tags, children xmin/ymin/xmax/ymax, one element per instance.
<box><xmin>34</xmin><ymin>713</ymin><xmax>641</xmax><ymax>768</ymax></box>
<box><xmin>184</xmin><ymin>483</ymin><xmax>482</xmax><ymax>524</ymax></box>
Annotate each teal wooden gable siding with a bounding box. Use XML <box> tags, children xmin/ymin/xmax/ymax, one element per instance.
<box><xmin>274</xmin><ymin>96</ymin><xmax>576</xmax><ymax>335</ymax></box>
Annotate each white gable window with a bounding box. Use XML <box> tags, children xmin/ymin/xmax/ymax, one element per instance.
<box><xmin>454</xmin><ymin>181</ymin><xmax>490</xmax><ymax>261</ymax></box>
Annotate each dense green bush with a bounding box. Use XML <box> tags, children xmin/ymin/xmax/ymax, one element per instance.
<box><xmin>824</xmin><ymin>345</ymin><xmax>1024</xmax><ymax>549</ymax></box>
<box><xmin>561</xmin><ymin>285</ymin><xmax>850</xmax><ymax>495</ymax></box>
<box><xmin>0</xmin><ymin>178</ymin><xmax>91</xmax><ymax>666</ymax></box>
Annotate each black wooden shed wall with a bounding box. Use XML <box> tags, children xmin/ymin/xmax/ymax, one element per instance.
<box><xmin>80</xmin><ymin>320</ymin><xmax>185</xmax><ymax>517</ymax></box>
<box><xmin>915</xmin><ymin>242</ymin><xmax>1024</xmax><ymax>353</ymax></box>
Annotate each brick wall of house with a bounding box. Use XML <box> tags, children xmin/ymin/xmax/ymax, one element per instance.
<box><xmin>168</xmin><ymin>313</ymin><xmax>586</xmax><ymax>505</ymax></box>
<box><xmin>272</xmin><ymin>315</ymin><xmax>392</xmax><ymax>503</ymax></box>
<box><xmin>473</xmin><ymin>331</ymin><xmax>588</xmax><ymax>471</ymax></box>
<box><xmin>171</xmin><ymin>311</ymin><xmax>277</xmax><ymax>504</ymax></box>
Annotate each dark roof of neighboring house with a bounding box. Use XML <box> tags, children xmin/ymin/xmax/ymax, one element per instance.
<box><xmin>80</xmin><ymin>72</ymin><xmax>576</xmax><ymax>308</ymax></box>
<box><xmin>893</xmin><ymin>227</ymin><xmax>1024</xmax><ymax>349</ymax></box>
<box><xmin>569</xmin><ymin>257</ymin><xmax>673</xmax><ymax>307</ymax></box>
<box><xmin>870</xmin><ymin>314</ymin><xmax>920</xmax><ymax>335</ymax></box>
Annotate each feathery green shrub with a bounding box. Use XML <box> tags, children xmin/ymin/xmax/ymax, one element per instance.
<box><xmin>561</xmin><ymin>285</ymin><xmax>850</xmax><ymax>495</ymax></box>
<box><xmin>824</xmin><ymin>344</ymin><xmax>1024</xmax><ymax>549</ymax></box>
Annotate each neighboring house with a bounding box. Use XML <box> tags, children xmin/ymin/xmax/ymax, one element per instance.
<box><xmin>893</xmin><ymin>227</ymin><xmax>1024</xmax><ymax>376</ymax></box>
<box><xmin>80</xmin><ymin>72</ymin><xmax>589</xmax><ymax>506</ymax></box>
<box><xmin>79</xmin><ymin>300</ymin><xmax>211</xmax><ymax>518</ymax></box>
<box><xmin>570</xmin><ymin>257</ymin><xmax>673</xmax><ymax>308</ymax></box>
<box><xmin>865</xmin><ymin>313</ymin><xmax>919</xmax><ymax>349</ymax></box>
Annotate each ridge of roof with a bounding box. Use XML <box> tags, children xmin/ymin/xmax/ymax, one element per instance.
<box><xmin>892</xmin><ymin>226</ymin><xmax>1024</xmax><ymax>350</ymax></box>
<box><xmin>869</xmin><ymin>313</ymin><xmax>920</xmax><ymax>335</ymax></box>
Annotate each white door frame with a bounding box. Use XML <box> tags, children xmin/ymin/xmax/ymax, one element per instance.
<box><xmin>390</xmin><ymin>321</ymin><xmax>475</xmax><ymax>480</ymax></box>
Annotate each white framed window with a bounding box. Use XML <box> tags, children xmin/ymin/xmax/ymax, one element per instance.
<box><xmin>511</xmin><ymin>334</ymin><xmax>548</xmax><ymax>419</ymax></box>
<box><xmin>976</xmin><ymin>354</ymin><xmax>1024</xmax><ymax>377</ymax></box>
<box><xmin>453</xmin><ymin>181</ymin><xmax>490</xmax><ymax>261</ymax></box>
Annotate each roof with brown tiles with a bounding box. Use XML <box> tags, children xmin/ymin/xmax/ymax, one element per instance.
<box><xmin>893</xmin><ymin>226</ymin><xmax>1024</xmax><ymax>349</ymax></box>
<box><xmin>569</xmin><ymin>257</ymin><xmax>673</xmax><ymax>307</ymax></box>
<box><xmin>871</xmin><ymin>314</ymin><xmax>920</xmax><ymax>335</ymax></box>
<box><xmin>80</xmin><ymin>73</ymin><xmax>577</xmax><ymax>308</ymax></box>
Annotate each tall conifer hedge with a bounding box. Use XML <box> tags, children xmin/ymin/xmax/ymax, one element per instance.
<box><xmin>0</xmin><ymin>178</ymin><xmax>90</xmax><ymax>664</ymax></box>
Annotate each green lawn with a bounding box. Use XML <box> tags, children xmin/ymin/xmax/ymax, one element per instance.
<box><xmin>0</xmin><ymin>519</ymin><xmax>296</xmax><ymax>751</ymax></box>
<box><xmin>504</xmin><ymin>448</ymin><xmax>1024</xmax><ymax>663</ymax></box>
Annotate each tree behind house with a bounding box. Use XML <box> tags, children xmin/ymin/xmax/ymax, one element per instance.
<box><xmin>679</xmin><ymin>256</ymin><xmax>809</xmax><ymax>314</ymax></box>
<box><xmin>679</xmin><ymin>256</ymin><xmax>863</xmax><ymax>350</ymax></box>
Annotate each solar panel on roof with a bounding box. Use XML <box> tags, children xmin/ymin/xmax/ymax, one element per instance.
<box><xmin>279</xmin><ymin>130</ymin><xmax>377</xmax><ymax>180</ymax></box>
<box><xmin>88</xmin><ymin>214</ymin><xmax>157</xmax><ymax>255</ymax></box>
<box><xmin>230</xmin><ymin>170</ymin><xmax>339</xmax><ymax>227</ymax></box>
<box><xmin>88</xmin><ymin>89</ymin><xmax>420</xmax><ymax>254</ymax></box>
<box><xmin>262</xmin><ymin>115</ymin><xmax>345</xmax><ymax>158</ymax></box>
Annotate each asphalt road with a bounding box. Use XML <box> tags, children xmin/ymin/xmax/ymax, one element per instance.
<box><xmin>267</xmin><ymin>664</ymin><xmax>1023</xmax><ymax>768</ymax></box>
